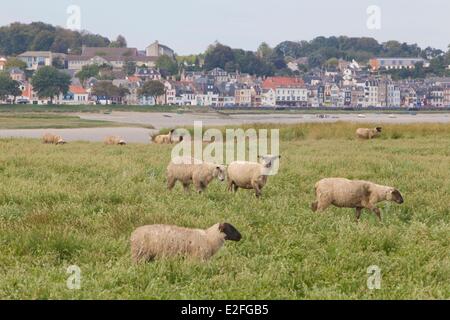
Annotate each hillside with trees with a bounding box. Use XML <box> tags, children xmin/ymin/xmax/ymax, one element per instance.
<box><xmin>0</xmin><ymin>22</ymin><xmax>448</xmax><ymax>79</ymax></box>
<box><xmin>0</xmin><ymin>22</ymin><xmax>123</xmax><ymax>55</ymax></box>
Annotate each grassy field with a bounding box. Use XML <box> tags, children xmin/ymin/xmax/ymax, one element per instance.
<box><xmin>0</xmin><ymin>114</ymin><xmax>153</xmax><ymax>129</ymax></box>
<box><xmin>0</xmin><ymin>123</ymin><xmax>449</xmax><ymax>299</ymax></box>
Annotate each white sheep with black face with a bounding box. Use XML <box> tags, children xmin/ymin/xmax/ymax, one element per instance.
<box><xmin>311</xmin><ymin>178</ymin><xmax>404</xmax><ymax>221</ymax></box>
<box><xmin>167</xmin><ymin>157</ymin><xmax>227</xmax><ymax>193</ymax></box>
<box><xmin>227</xmin><ymin>155</ymin><xmax>281</xmax><ymax>198</ymax></box>
<box><xmin>130</xmin><ymin>222</ymin><xmax>242</xmax><ymax>262</ymax></box>
<box><xmin>152</xmin><ymin>129</ymin><xmax>177</xmax><ymax>144</ymax></box>
<box><xmin>104</xmin><ymin>136</ymin><xmax>126</xmax><ymax>145</ymax></box>
<box><xmin>356</xmin><ymin>127</ymin><xmax>382</xmax><ymax>139</ymax></box>
<box><xmin>42</xmin><ymin>133</ymin><xmax>67</xmax><ymax>145</ymax></box>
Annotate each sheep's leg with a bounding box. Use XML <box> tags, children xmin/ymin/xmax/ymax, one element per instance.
<box><xmin>233</xmin><ymin>184</ymin><xmax>239</xmax><ymax>193</ymax></box>
<box><xmin>315</xmin><ymin>200</ymin><xmax>330</xmax><ymax>212</ymax></box>
<box><xmin>367</xmin><ymin>205</ymin><xmax>382</xmax><ymax>221</ymax></box>
<box><xmin>355</xmin><ymin>207</ymin><xmax>363</xmax><ymax>221</ymax></box>
<box><xmin>195</xmin><ymin>182</ymin><xmax>205</xmax><ymax>194</ymax></box>
<box><xmin>372</xmin><ymin>207</ymin><xmax>382</xmax><ymax>221</ymax></box>
<box><xmin>182</xmin><ymin>183</ymin><xmax>191</xmax><ymax>193</ymax></box>
<box><xmin>167</xmin><ymin>177</ymin><xmax>176</xmax><ymax>190</ymax></box>
<box><xmin>252</xmin><ymin>182</ymin><xmax>262</xmax><ymax>198</ymax></box>
<box><xmin>227</xmin><ymin>179</ymin><xmax>233</xmax><ymax>192</ymax></box>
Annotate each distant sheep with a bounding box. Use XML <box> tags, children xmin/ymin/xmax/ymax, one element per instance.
<box><xmin>152</xmin><ymin>129</ymin><xmax>179</xmax><ymax>144</ymax></box>
<box><xmin>42</xmin><ymin>133</ymin><xmax>67</xmax><ymax>145</ymax></box>
<box><xmin>104</xmin><ymin>136</ymin><xmax>126</xmax><ymax>145</ymax></box>
<box><xmin>356</xmin><ymin>127</ymin><xmax>382</xmax><ymax>139</ymax></box>
<box><xmin>311</xmin><ymin>178</ymin><xmax>404</xmax><ymax>221</ymax></box>
<box><xmin>227</xmin><ymin>155</ymin><xmax>281</xmax><ymax>197</ymax></box>
<box><xmin>130</xmin><ymin>222</ymin><xmax>242</xmax><ymax>262</ymax></box>
<box><xmin>167</xmin><ymin>157</ymin><xmax>227</xmax><ymax>193</ymax></box>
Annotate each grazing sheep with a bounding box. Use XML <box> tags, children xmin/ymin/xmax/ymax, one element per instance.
<box><xmin>227</xmin><ymin>155</ymin><xmax>281</xmax><ymax>198</ymax></box>
<box><xmin>130</xmin><ymin>222</ymin><xmax>242</xmax><ymax>262</ymax></box>
<box><xmin>356</xmin><ymin>127</ymin><xmax>382</xmax><ymax>139</ymax></box>
<box><xmin>167</xmin><ymin>157</ymin><xmax>227</xmax><ymax>193</ymax></box>
<box><xmin>42</xmin><ymin>133</ymin><xmax>67</xmax><ymax>145</ymax></box>
<box><xmin>104</xmin><ymin>136</ymin><xmax>126</xmax><ymax>145</ymax></box>
<box><xmin>311</xmin><ymin>178</ymin><xmax>404</xmax><ymax>221</ymax></box>
<box><xmin>153</xmin><ymin>129</ymin><xmax>177</xmax><ymax>144</ymax></box>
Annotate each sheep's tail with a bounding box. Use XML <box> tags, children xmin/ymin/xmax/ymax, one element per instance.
<box><xmin>311</xmin><ymin>201</ymin><xmax>318</xmax><ymax>212</ymax></box>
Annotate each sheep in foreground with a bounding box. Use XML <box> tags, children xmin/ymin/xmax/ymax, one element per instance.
<box><xmin>42</xmin><ymin>133</ymin><xmax>67</xmax><ymax>145</ymax></box>
<box><xmin>130</xmin><ymin>222</ymin><xmax>242</xmax><ymax>262</ymax></box>
<box><xmin>356</xmin><ymin>127</ymin><xmax>382</xmax><ymax>139</ymax></box>
<box><xmin>153</xmin><ymin>129</ymin><xmax>176</xmax><ymax>144</ymax></box>
<box><xmin>167</xmin><ymin>157</ymin><xmax>227</xmax><ymax>193</ymax></box>
<box><xmin>227</xmin><ymin>155</ymin><xmax>281</xmax><ymax>198</ymax></box>
<box><xmin>311</xmin><ymin>178</ymin><xmax>404</xmax><ymax>221</ymax></box>
<box><xmin>104</xmin><ymin>136</ymin><xmax>126</xmax><ymax>145</ymax></box>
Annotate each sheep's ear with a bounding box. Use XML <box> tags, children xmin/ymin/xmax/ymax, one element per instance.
<box><xmin>219</xmin><ymin>223</ymin><xmax>226</xmax><ymax>232</ymax></box>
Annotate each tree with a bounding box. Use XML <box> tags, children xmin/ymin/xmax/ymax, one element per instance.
<box><xmin>92</xmin><ymin>81</ymin><xmax>129</xmax><ymax>103</ymax></box>
<box><xmin>52</xmin><ymin>56</ymin><xmax>65</xmax><ymax>69</ymax></box>
<box><xmin>138</xmin><ymin>80</ymin><xmax>165</xmax><ymax>104</ymax></box>
<box><xmin>0</xmin><ymin>72</ymin><xmax>21</xmax><ymax>103</ymax></box>
<box><xmin>81</xmin><ymin>32</ymin><xmax>111</xmax><ymax>47</ymax></box>
<box><xmin>31</xmin><ymin>66</ymin><xmax>71</xmax><ymax>104</ymax></box>
<box><xmin>325</xmin><ymin>57</ymin><xmax>339</xmax><ymax>70</ymax></box>
<box><xmin>204</xmin><ymin>43</ymin><xmax>235</xmax><ymax>70</ymax></box>
<box><xmin>156</xmin><ymin>55</ymin><xmax>178</xmax><ymax>76</ymax></box>
<box><xmin>257</xmin><ymin>42</ymin><xmax>273</xmax><ymax>60</ymax></box>
<box><xmin>4</xmin><ymin>58</ymin><xmax>27</xmax><ymax>71</ymax></box>
<box><xmin>76</xmin><ymin>64</ymin><xmax>100</xmax><ymax>83</ymax></box>
<box><xmin>109</xmin><ymin>35</ymin><xmax>127</xmax><ymax>48</ymax></box>
<box><xmin>123</xmin><ymin>61</ymin><xmax>137</xmax><ymax>76</ymax></box>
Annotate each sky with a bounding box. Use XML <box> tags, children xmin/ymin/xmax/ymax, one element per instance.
<box><xmin>0</xmin><ymin>0</ymin><xmax>449</xmax><ymax>55</ymax></box>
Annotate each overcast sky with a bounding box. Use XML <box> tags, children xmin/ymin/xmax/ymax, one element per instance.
<box><xmin>0</xmin><ymin>0</ymin><xmax>449</xmax><ymax>54</ymax></box>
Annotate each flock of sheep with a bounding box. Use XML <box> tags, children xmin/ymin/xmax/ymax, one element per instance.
<box><xmin>42</xmin><ymin>125</ymin><xmax>404</xmax><ymax>263</ymax></box>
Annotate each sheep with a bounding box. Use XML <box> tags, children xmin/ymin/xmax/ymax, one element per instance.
<box><xmin>227</xmin><ymin>155</ymin><xmax>281</xmax><ymax>198</ymax></box>
<box><xmin>152</xmin><ymin>129</ymin><xmax>177</xmax><ymax>144</ymax></box>
<box><xmin>42</xmin><ymin>133</ymin><xmax>67</xmax><ymax>145</ymax></box>
<box><xmin>356</xmin><ymin>127</ymin><xmax>382</xmax><ymax>139</ymax></box>
<box><xmin>311</xmin><ymin>178</ymin><xmax>404</xmax><ymax>221</ymax></box>
<box><xmin>130</xmin><ymin>222</ymin><xmax>242</xmax><ymax>262</ymax></box>
<box><xmin>167</xmin><ymin>156</ymin><xmax>227</xmax><ymax>193</ymax></box>
<box><xmin>104</xmin><ymin>136</ymin><xmax>126</xmax><ymax>145</ymax></box>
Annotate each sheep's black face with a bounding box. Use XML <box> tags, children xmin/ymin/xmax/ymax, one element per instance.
<box><xmin>391</xmin><ymin>189</ymin><xmax>404</xmax><ymax>204</ymax></box>
<box><xmin>219</xmin><ymin>223</ymin><xmax>242</xmax><ymax>241</ymax></box>
<box><xmin>215</xmin><ymin>166</ymin><xmax>226</xmax><ymax>182</ymax></box>
<box><xmin>376</xmin><ymin>127</ymin><xmax>382</xmax><ymax>133</ymax></box>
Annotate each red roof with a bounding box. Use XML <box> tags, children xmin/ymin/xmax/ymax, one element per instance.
<box><xmin>262</xmin><ymin>77</ymin><xmax>305</xmax><ymax>89</ymax></box>
<box><xmin>69</xmin><ymin>85</ymin><xmax>87</xmax><ymax>94</ymax></box>
<box><xmin>127</xmin><ymin>76</ymin><xmax>140</xmax><ymax>82</ymax></box>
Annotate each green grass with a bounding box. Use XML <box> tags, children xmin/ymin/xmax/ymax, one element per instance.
<box><xmin>0</xmin><ymin>114</ymin><xmax>153</xmax><ymax>129</ymax></box>
<box><xmin>0</xmin><ymin>123</ymin><xmax>449</xmax><ymax>299</ymax></box>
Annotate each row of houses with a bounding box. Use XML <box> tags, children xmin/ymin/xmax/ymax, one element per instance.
<box><xmin>15</xmin><ymin>41</ymin><xmax>174</xmax><ymax>72</ymax></box>
<box><xmin>1</xmin><ymin>45</ymin><xmax>450</xmax><ymax>107</ymax></box>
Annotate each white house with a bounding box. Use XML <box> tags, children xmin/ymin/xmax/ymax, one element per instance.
<box><xmin>275</xmin><ymin>87</ymin><xmax>308</xmax><ymax>106</ymax></box>
<box><xmin>261</xmin><ymin>88</ymin><xmax>276</xmax><ymax>106</ymax></box>
<box><xmin>58</xmin><ymin>86</ymin><xmax>90</xmax><ymax>105</ymax></box>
